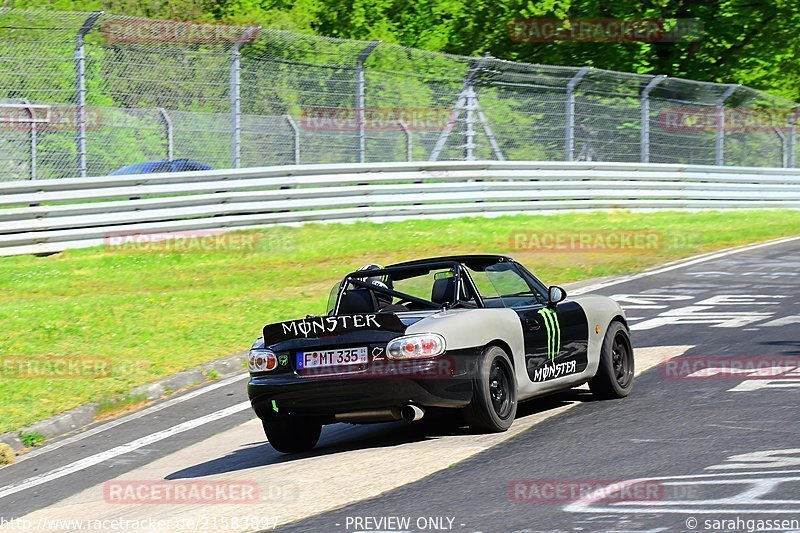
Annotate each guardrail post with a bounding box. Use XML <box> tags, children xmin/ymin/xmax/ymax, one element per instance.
<box><xmin>157</xmin><ymin>107</ymin><xmax>174</xmax><ymax>161</ymax></box>
<box><xmin>565</xmin><ymin>66</ymin><xmax>591</xmax><ymax>161</ymax></box>
<box><xmin>74</xmin><ymin>11</ymin><xmax>102</xmax><ymax>178</ymax></box>
<box><xmin>398</xmin><ymin>119</ymin><xmax>412</xmax><ymax>161</ymax></box>
<box><xmin>230</xmin><ymin>26</ymin><xmax>260</xmax><ymax>169</ymax></box>
<box><xmin>355</xmin><ymin>41</ymin><xmax>380</xmax><ymax>164</ymax></box>
<box><xmin>788</xmin><ymin>109</ymin><xmax>800</xmax><ymax>168</ymax></box>
<box><xmin>284</xmin><ymin>114</ymin><xmax>300</xmax><ymax>164</ymax></box>
<box><xmin>715</xmin><ymin>84</ymin><xmax>738</xmax><ymax>166</ymax></box>
<box><xmin>640</xmin><ymin>75</ymin><xmax>666</xmax><ymax>163</ymax></box>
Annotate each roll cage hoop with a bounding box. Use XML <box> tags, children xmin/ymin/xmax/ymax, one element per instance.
<box><xmin>332</xmin><ymin>261</ymin><xmax>486</xmax><ymax>315</ymax></box>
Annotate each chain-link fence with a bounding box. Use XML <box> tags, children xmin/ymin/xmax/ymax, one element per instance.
<box><xmin>1</xmin><ymin>9</ymin><xmax>798</xmax><ymax>180</ymax></box>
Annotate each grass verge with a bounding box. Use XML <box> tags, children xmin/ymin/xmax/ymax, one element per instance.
<box><xmin>1</xmin><ymin>209</ymin><xmax>799</xmax><ymax>433</ymax></box>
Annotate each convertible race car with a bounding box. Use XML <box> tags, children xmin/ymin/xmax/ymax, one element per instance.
<box><xmin>247</xmin><ymin>255</ymin><xmax>633</xmax><ymax>453</ymax></box>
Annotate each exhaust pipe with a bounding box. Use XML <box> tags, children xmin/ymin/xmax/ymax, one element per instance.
<box><xmin>401</xmin><ymin>404</ymin><xmax>425</xmax><ymax>422</ymax></box>
<box><xmin>335</xmin><ymin>408</ymin><xmax>401</xmax><ymax>423</ymax></box>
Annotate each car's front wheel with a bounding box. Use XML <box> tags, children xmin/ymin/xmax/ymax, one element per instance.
<box><xmin>463</xmin><ymin>345</ymin><xmax>517</xmax><ymax>432</ymax></box>
<box><xmin>588</xmin><ymin>321</ymin><xmax>634</xmax><ymax>399</ymax></box>
<box><xmin>262</xmin><ymin>416</ymin><xmax>322</xmax><ymax>453</ymax></box>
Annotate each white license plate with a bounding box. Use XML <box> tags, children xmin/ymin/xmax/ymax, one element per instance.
<box><xmin>297</xmin><ymin>347</ymin><xmax>368</xmax><ymax>369</ymax></box>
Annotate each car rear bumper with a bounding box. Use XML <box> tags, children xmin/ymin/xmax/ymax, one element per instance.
<box><xmin>248</xmin><ymin>348</ymin><xmax>481</xmax><ymax>420</ymax></box>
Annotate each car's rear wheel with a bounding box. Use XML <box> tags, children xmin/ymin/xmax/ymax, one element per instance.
<box><xmin>262</xmin><ymin>416</ymin><xmax>322</xmax><ymax>453</ymax></box>
<box><xmin>463</xmin><ymin>346</ymin><xmax>517</xmax><ymax>432</ymax></box>
<box><xmin>588</xmin><ymin>321</ymin><xmax>634</xmax><ymax>399</ymax></box>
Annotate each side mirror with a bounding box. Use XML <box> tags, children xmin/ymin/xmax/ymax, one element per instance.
<box><xmin>548</xmin><ymin>286</ymin><xmax>567</xmax><ymax>307</ymax></box>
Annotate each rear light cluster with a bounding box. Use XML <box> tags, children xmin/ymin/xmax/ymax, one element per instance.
<box><xmin>387</xmin><ymin>334</ymin><xmax>446</xmax><ymax>360</ymax></box>
<box><xmin>248</xmin><ymin>349</ymin><xmax>278</xmax><ymax>372</ymax></box>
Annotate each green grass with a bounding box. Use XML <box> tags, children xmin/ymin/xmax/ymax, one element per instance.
<box><xmin>1</xmin><ymin>210</ymin><xmax>799</xmax><ymax>434</ymax></box>
<box><xmin>96</xmin><ymin>393</ymin><xmax>148</xmax><ymax>417</ymax></box>
<box><xmin>19</xmin><ymin>431</ymin><xmax>45</xmax><ymax>447</ymax></box>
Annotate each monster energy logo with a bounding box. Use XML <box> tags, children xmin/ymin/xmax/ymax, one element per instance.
<box><xmin>538</xmin><ymin>307</ymin><xmax>561</xmax><ymax>361</ymax></box>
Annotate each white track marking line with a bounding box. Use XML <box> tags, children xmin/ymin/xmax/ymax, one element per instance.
<box><xmin>15</xmin><ymin>373</ymin><xmax>248</xmax><ymax>463</ymax></box>
<box><xmin>571</xmin><ymin>235</ymin><xmax>800</xmax><ymax>295</ymax></box>
<box><xmin>0</xmin><ymin>401</ymin><xmax>251</xmax><ymax>500</ymax></box>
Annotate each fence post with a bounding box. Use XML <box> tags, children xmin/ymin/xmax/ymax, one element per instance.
<box><xmin>398</xmin><ymin>119</ymin><xmax>412</xmax><ymax>162</ymax></box>
<box><xmin>157</xmin><ymin>108</ymin><xmax>174</xmax><ymax>161</ymax></box>
<box><xmin>74</xmin><ymin>11</ymin><xmax>102</xmax><ymax>178</ymax></box>
<box><xmin>640</xmin><ymin>75</ymin><xmax>666</xmax><ymax>163</ymax></box>
<box><xmin>21</xmin><ymin>99</ymin><xmax>37</xmax><ymax>180</ymax></box>
<box><xmin>284</xmin><ymin>114</ymin><xmax>300</xmax><ymax>164</ymax></box>
<box><xmin>565</xmin><ymin>66</ymin><xmax>591</xmax><ymax>161</ymax></box>
<box><xmin>772</xmin><ymin>126</ymin><xmax>787</xmax><ymax>167</ymax></box>
<box><xmin>715</xmin><ymin>84</ymin><xmax>739</xmax><ymax>166</ymax></box>
<box><xmin>430</xmin><ymin>54</ymin><xmax>503</xmax><ymax>161</ymax></box>
<box><xmin>464</xmin><ymin>86</ymin><xmax>477</xmax><ymax>160</ymax></box>
<box><xmin>355</xmin><ymin>41</ymin><xmax>380</xmax><ymax>164</ymax></box>
<box><xmin>230</xmin><ymin>26</ymin><xmax>260</xmax><ymax>169</ymax></box>
<box><xmin>788</xmin><ymin>109</ymin><xmax>800</xmax><ymax>168</ymax></box>
<box><xmin>474</xmin><ymin>55</ymin><xmax>505</xmax><ymax>160</ymax></box>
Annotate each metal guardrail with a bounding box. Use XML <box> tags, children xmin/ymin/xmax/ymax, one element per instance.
<box><xmin>1</xmin><ymin>161</ymin><xmax>799</xmax><ymax>257</ymax></box>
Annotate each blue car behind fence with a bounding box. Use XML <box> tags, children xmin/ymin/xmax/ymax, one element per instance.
<box><xmin>109</xmin><ymin>159</ymin><xmax>211</xmax><ymax>175</ymax></box>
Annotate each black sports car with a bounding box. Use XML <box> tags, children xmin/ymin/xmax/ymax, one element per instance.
<box><xmin>247</xmin><ymin>255</ymin><xmax>633</xmax><ymax>452</ymax></box>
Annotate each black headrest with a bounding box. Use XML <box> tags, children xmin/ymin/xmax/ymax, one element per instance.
<box><xmin>431</xmin><ymin>277</ymin><xmax>456</xmax><ymax>305</ymax></box>
<box><xmin>337</xmin><ymin>288</ymin><xmax>376</xmax><ymax>314</ymax></box>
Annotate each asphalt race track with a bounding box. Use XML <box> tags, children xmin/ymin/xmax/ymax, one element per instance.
<box><xmin>1</xmin><ymin>237</ymin><xmax>799</xmax><ymax>533</ymax></box>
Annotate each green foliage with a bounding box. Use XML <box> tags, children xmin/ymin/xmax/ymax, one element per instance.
<box><xmin>19</xmin><ymin>431</ymin><xmax>45</xmax><ymax>447</ymax></box>
<box><xmin>9</xmin><ymin>0</ymin><xmax>800</xmax><ymax>99</ymax></box>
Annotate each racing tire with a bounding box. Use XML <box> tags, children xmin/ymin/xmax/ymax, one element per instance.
<box><xmin>588</xmin><ymin>321</ymin><xmax>634</xmax><ymax>400</ymax></box>
<box><xmin>262</xmin><ymin>416</ymin><xmax>322</xmax><ymax>453</ymax></box>
<box><xmin>463</xmin><ymin>346</ymin><xmax>517</xmax><ymax>432</ymax></box>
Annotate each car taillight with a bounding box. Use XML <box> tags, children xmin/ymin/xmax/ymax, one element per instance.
<box><xmin>249</xmin><ymin>349</ymin><xmax>278</xmax><ymax>372</ymax></box>
<box><xmin>387</xmin><ymin>334</ymin><xmax>446</xmax><ymax>359</ymax></box>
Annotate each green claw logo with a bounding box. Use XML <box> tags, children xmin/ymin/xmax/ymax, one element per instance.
<box><xmin>538</xmin><ymin>307</ymin><xmax>561</xmax><ymax>361</ymax></box>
